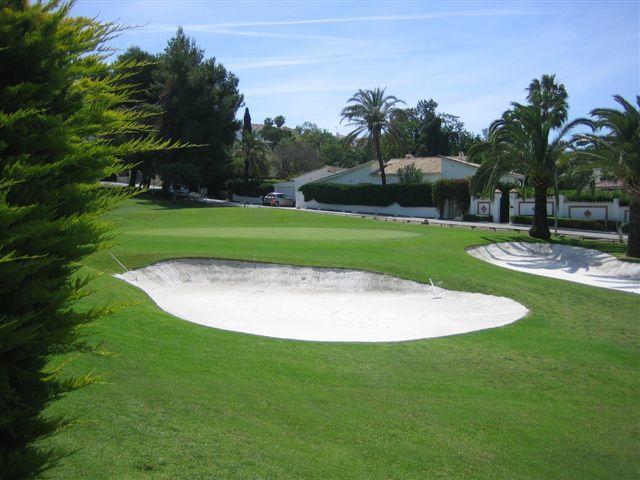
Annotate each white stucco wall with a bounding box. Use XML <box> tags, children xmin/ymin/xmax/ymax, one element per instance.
<box><xmin>509</xmin><ymin>195</ymin><xmax>628</xmax><ymax>223</ymax></box>
<box><xmin>470</xmin><ymin>191</ymin><xmax>503</xmax><ymax>222</ymax></box>
<box><xmin>273</xmin><ymin>183</ymin><xmax>296</xmax><ymax>199</ymax></box>
<box><xmin>274</xmin><ymin>167</ymin><xmax>353</xmax><ymax>206</ymax></box>
<box><xmin>515</xmin><ymin>199</ymin><xmax>555</xmax><ymax>216</ymax></box>
<box><xmin>323</xmin><ymin>162</ymin><xmax>378</xmax><ymax>185</ymax></box>
<box><xmin>300</xmin><ymin>199</ymin><xmax>438</xmax><ymax>218</ymax></box>
<box><xmin>440</xmin><ymin>159</ymin><xmax>477</xmax><ymax>180</ymax></box>
<box><xmin>232</xmin><ymin>194</ymin><xmax>263</xmax><ymax>205</ymax></box>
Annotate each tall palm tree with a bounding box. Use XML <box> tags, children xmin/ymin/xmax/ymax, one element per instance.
<box><xmin>235</xmin><ymin>131</ymin><xmax>270</xmax><ymax>181</ymax></box>
<box><xmin>469</xmin><ymin>74</ymin><xmax>578</xmax><ymax>239</ymax></box>
<box><xmin>572</xmin><ymin>95</ymin><xmax>640</xmax><ymax>257</ymax></box>
<box><xmin>340</xmin><ymin>88</ymin><xmax>404</xmax><ymax>185</ymax></box>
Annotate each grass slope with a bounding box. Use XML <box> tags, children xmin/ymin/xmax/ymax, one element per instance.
<box><xmin>44</xmin><ymin>198</ymin><xmax>639</xmax><ymax>479</ymax></box>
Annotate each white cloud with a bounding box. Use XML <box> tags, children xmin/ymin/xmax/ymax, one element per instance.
<box><xmin>192</xmin><ymin>9</ymin><xmax>546</xmax><ymax>28</ymax></box>
<box><xmin>138</xmin><ymin>24</ymin><xmax>353</xmax><ymax>42</ymax></box>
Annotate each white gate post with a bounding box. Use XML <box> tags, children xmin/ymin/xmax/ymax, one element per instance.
<box><xmin>612</xmin><ymin>197</ymin><xmax>620</xmax><ymax>223</ymax></box>
<box><xmin>508</xmin><ymin>188</ymin><xmax>519</xmax><ymax>224</ymax></box>
<box><xmin>493</xmin><ymin>189</ymin><xmax>502</xmax><ymax>223</ymax></box>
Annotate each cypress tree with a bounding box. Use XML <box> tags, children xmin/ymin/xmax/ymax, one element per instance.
<box><xmin>0</xmin><ymin>2</ymin><xmax>175</xmax><ymax>477</ymax></box>
<box><xmin>243</xmin><ymin>107</ymin><xmax>252</xmax><ymax>134</ymax></box>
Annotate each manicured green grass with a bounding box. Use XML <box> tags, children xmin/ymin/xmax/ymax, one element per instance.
<box><xmin>44</xmin><ymin>197</ymin><xmax>639</xmax><ymax>479</ymax></box>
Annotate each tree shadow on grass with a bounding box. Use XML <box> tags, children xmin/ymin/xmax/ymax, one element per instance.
<box><xmin>134</xmin><ymin>191</ymin><xmax>238</xmax><ymax>211</ymax></box>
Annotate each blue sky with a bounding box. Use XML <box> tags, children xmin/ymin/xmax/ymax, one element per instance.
<box><xmin>72</xmin><ymin>1</ymin><xmax>639</xmax><ymax>135</ymax></box>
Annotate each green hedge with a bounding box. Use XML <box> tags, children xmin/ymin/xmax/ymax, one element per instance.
<box><xmin>563</xmin><ymin>189</ymin><xmax>629</xmax><ymax>206</ymax></box>
<box><xmin>226</xmin><ymin>179</ymin><xmax>276</xmax><ymax>197</ymax></box>
<box><xmin>433</xmin><ymin>179</ymin><xmax>470</xmax><ymax>217</ymax></box>
<box><xmin>511</xmin><ymin>215</ymin><xmax>627</xmax><ymax>232</ymax></box>
<box><xmin>510</xmin><ymin>188</ymin><xmax>629</xmax><ymax>207</ymax></box>
<box><xmin>299</xmin><ymin>183</ymin><xmax>434</xmax><ymax>207</ymax></box>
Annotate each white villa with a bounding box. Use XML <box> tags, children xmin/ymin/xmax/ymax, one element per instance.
<box><xmin>293</xmin><ymin>154</ymin><xmax>523</xmax><ymax>220</ymax></box>
<box><xmin>313</xmin><ymin>154</ymin><xmax>522</xmax><ymax>186</ymax></box>
<box><xmin>274</xmin><ymin>166</ymin><xmax>346</xmax><ymax>204</ymax></box>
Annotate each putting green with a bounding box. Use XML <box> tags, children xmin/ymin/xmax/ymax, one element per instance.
<box><xmin>45</xmin><ymin>199</ymin><xmax>639</xmax><ymax>479</ymax></box>
<box><xmin>126</xmin><ymin>226</ymin><xmax>419</xmax><ymax>241</ymax></box>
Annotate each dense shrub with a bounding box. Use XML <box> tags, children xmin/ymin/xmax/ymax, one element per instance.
<box><xmin>510</xmin><ymin>188</ymin><xmax>629</xmax><ymax>206</ymax></box>
<box><xmin>563</xmin><ymin>189</ymin><xmax>629</xmax><ymax>206</ymax></box>
<box><xmin>433</xmin><ymin>179</ymin><xmax>470</xmax><ymax>218</ymax></box>
<box><xmin>300</xmin><ymin>183</ymin><xmax>434</xmax><ymax>207</ymax></box>
<box><xmin>511</xmin><ymin>215</ymin><xmax>627</xmax><ymax>232</ymax></box>
<box><xmin>0</xmin><ymin>3</ymin><xmax>175</xmax><ymax>477</ymax></box>
<box><xmin>397</xmin><ymin>164</ymin><xmax>423</xmax><ymax>184</ymax></box>
<box><xmin>226</xmin><ymin>179</ymin><xmax>276</xmax><ymax>197</ymax></box>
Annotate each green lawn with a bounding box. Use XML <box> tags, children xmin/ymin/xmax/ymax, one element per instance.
<box><xmin>44</xmin><ymin>197</ymin><xmax>639</xmax><ymax>479</ymax></box>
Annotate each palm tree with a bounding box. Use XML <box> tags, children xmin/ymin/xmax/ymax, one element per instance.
<box><xmin>469</xmin><ymin>74</ymin><xmax>578</xmax><ymax>239</ymax></box>
<box><xmin>340</xmin><ymin>88</ymin><xmax>405</xmax><ymax>185</ymax></box>
<box><xmin>234</xmin><ymin>131</ymin><xmax>270</xmax><ymax>181</ymax></box>
<box><xmin>572</xmin><ymin>95</ymin><xmax>640</xmax><ymax>257</ymax></box>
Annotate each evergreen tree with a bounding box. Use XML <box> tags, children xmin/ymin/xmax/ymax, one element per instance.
<box><xmin>0</xmin><ymin>2</ymin><xmax>175</xmax><ymax>477</ymax></box>
<box><xmin>114</xmin><ymin>46</ymin><xmax>161</xmax><ymax>187</ymax></box>
<box><xmin>155</xmin><ymin>28</ymin><xmax>243</xmax><ymax>189</ymax></box>
<box><xmin>414</xmin><ymin>99</ymin><xmax>450</xmax><ymax>156</ymax></box>
<box><xmin>243</xmin><ymin>107</ymin><xmax>252</xmax><ymax>134</ymax></box>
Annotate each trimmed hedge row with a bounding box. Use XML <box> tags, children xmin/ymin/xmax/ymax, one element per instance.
<box><xmin>299</xmin><ymin>182</ymin><xmax>434</xmax><ymax>207</ymax></box>
<box><xmin>226</xmin><ymin>179</ymin><xmax>276</xmax><ymax>197</ymax></box>
<box><xmin>511</xmin><ymin>215</ymin><xmax>627</xmax><ymax>232</ymax></box>
<box><xmin>511</xmin><ymin>188</ymin><xmax>629</xmax><ymax>206</ymax></box>
<box><xmin>563</xmin><ymin>189</ymin><xmax>630</xmax><ymax>206</ymax></box>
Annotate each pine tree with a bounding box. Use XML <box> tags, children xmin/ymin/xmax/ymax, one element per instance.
<box><xmin>0</xmin><ymin>2</ymin><xmax>176</xmax><ymax>477</ymax></box>
<box><xmin>155</xmin><ymin>28</ymin><xmax>243</xmax><ymax>190</ymax></box>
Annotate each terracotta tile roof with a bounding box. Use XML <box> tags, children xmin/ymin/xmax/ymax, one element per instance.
<box><xmin>440</xmin><ymin>155</ymin><xmax>481</xmax><ymax>168</ymax></box>
<box><xmin>374</xmin><ymin>156</ymin><xmax>442</xmax><ymax>175</ymax></box>
<box><xmin>373</xmin><ymin>155</ymin><xmax>480</xmax><ymax>175</ymax></box>
<box><xmin>595</xmin><ymin>179</ymin><xmax>623</xmax><ymax>189</ymax></box>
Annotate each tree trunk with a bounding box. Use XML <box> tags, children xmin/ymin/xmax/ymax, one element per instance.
<box><xmin>626</xmin><ymin>196</ymin><xmax>640</xmax><ymax>258</ymax></box>
<box><xmin>128</xmin><ymin>169</ymin><xmax>136</xmax><ymax>187</ymax></box>
<box><xmin>373</xmin><ymin>130</ymin><xmax>386</xmax><ymax>186</ymax></box>
<box><xmin>529</xmin><ymin>183</ymin><xmax>551</xmax><ymax>240</ymax></box>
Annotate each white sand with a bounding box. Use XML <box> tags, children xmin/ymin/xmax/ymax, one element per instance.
<box><xmin>468</xmin><ymin>242</ymin><xmax>640</xmax><ymax>294</ymax></box>
<box><xmin>115</xmin><ymin>259</ymin><xmax>528</xmax><ymax>342</ymax></box>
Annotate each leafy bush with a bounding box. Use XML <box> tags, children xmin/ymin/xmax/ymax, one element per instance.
<box><xmin>433</xmin><ymin>179</ymin><xmax>470</xmax><ymax>218</ymax></box>
<box><xmin>510</xmin><ymin>188</ymin><xmax>629</xmax><ymax>206</ymax></box>
<box><xmin>511</xmin><ymin>215</ymin><xmax>626</xmax><ymax>232</ymax></box>
<box><xmin>226</xmin><ymin>179</ymin><xmax>276</xmax><ymax>197</ymax></box>
<box><xmin>300</xmin><ymin>183</ymin><xmax>434</xmax><ymax>207</ymax></box>
<box><xmin>563</xmin><ymin>189</ymin><xmax>629</xmax><ymax>206</ymax></box>
<box><xmin>397</xmin><ymin>164</ymin><xmax>424</xmax><ymax>184</ymax></box>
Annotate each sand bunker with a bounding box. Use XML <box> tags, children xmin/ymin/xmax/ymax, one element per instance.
<box><xmin>116</xmin><ymin>259</ymin><xmax>527</xmax><ymax>342</ymax></box>
<box><xmin>468</xmin><ymin>242</ymin><xmax>640</xmax><ymax>294</ymax></box>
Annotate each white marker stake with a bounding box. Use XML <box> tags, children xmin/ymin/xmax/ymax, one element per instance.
<box><xmin>110</xmin><ymin>253</ymin><xmax>128</xmax><ymax>273</ymax></box>
<box><xmin>429</xmin><ymin>278</ymin><xmax>440</xmax><ymax>299</ymax></box>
